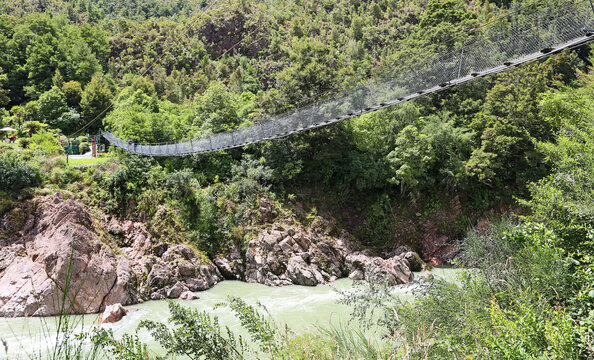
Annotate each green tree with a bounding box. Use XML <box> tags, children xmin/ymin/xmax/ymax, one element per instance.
<box><xmin>464</xmin><ymin>54</ymin><xmax>579</xmax><ymax>185</ymax></box>
<box><xmin>36</xmin><ymin>86</ymin><xmax>68</xmax><ymax>127</ymax></box>
<box><xmin>418</xmin><ymin>0</ymin><xmax>478</xmax><ymax>46</ymax></box>
<box><xmin>194</xmin><ymin>81</ymin><xmax>240</xmax><ymax>133</ymax></box>
<box><xmin>387</xmin><ymin>125</ymin><xmax>432</xmax><ymax>193</ymax></box>
<box><xmin>56</xmin><ymin>109</ymin><xmax>82</xmax><ymax>134</ymax></box>
<box><xmin>68</xmin><ymin>41</ymin><xmax>101</xmax><ymax>84</ymax></box>
<box><xmin>22</xmin><ymin>120</ymin><xmax>47</xmax><ymax>136</ymax></box>
<box><xmin>0</xmin><ymin>67</ymin><xmax>8</xmax><ymax>106</ymax></box>
<box><xmin>81</xmin><ymin>74</ymin><xmax>112</xmax><ymax>132</ymax></box>
<box><xmin>62</xmin><ymin>80</ymin><xmax>82</xmax><ymax>108</ymax></box>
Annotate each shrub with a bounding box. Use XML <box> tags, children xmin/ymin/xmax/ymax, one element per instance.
<box><xmin>48</xmin><ymin>166</ymin><xmax>83</xmax><ymax>188</ymax></box>
<box><xmin>79</xmin><ymin>142</ymin><xmax>90</xmax><ymax>154</ymax></box>
<box><xmin>0</xmin><ymin>152</ymin><xmax>42</xmax><ymax>191</ymax></box>
<box><xmin>29</xmin><ymin>130</ymin><xmax>63</xmax><ymax>155</ymax></box>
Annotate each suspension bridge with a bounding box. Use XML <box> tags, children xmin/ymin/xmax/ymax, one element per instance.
<box><xmin>102</xmin><ymin>0</ymin><xmax>594</xmax><ymax>157</ymax></box>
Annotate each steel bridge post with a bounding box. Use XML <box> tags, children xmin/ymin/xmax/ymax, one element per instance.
<box><xmin>457</xmin><ymin>48</ymin><xmax>465</xmax><ymax>78</ymax></box>
<box><xmin>585</xmin><ymin>0</ymin><xmax>594</xmax><ymax>33</ymax></box>
<box><xmin>438</xmin><ymin>49</ymin><xmax>448</xmax><ymax>83</ymax></box>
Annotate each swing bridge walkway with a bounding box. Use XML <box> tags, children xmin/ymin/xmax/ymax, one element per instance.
<box><xmin>102</xmin><ymin>0</ymin><xmax>594</xmax><ymax>157</ymax></box>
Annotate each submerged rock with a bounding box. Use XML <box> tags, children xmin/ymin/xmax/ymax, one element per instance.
<box><xmin>100</xmin><ymin>303</ymin><xmax>128</xmax><ymax>324</ymax></box>
<box><xmin>179</xmin><ymin>291</ymin><xmax>200</xmax><ymax>300</ymax></box>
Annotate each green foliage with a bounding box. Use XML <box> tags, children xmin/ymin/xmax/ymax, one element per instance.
<box><xmin>62</xmin><ymin>81</ymin><xmax>82</xmax><ymax>108</ymax></box>
<box><xmin>79</xmin><ymin>141</ymin><xmax>90</xmax><ymax>154</ymax></box>
<box><xmin>89</xmin><ymin>328</ymin><xmax>157</xmax><ymax>360</ymax></box>
<box><xmin>103</xmin><ymin>80</ymin><xmax>193</xmax><ymax>143</ymax></box>
<box><xmin>56</xmin><ymin>109</ymin><xmax>82</xmax><ymax>134</ymax></box>
<box><xmin>387</xmin><ymin>124</ymin><xmax>432</xmax><ymax>193</ymax></box>
<box><xmin>28</xmin><ymin>129</ymin><xmax>63</xmax><ymax>154</ymax></box>
<box><xmin>464</xmin><ymin>53</ymin><xmax>581</xmax><ymax>186</ymax></box>
<box><xmin>0</xmin><ymin>67</ymin><xmax>9</xmax><ymax>106</ymax></box>
<box><xmin>519</xmin><ymin>74</ymin><xmax>594</xmax><ymax>354</ymax></box>
<box><xmin>230</xmin><ymin>155</ymin><xmax>273</xmax><ymax>201</ymax></box>
<box><xmin>80</xmin><ymin>74</ymin><xmax>112</xmax><ymax>132</ymax></box>
<box><xmin>218</xmin><ymin>297</ymin><xmax>278</xmax><ymax>353</ymax></box>
<box><xmin>37</xmin><ymin>86</ymin><xmax>68</xmax><ymax>127</ymax></box>
<box><xmin>523</xmin><ymin>81</ymin><xmax>594</xmax><ymax>250</ymax></box>
<box><xmin>0</xmin><ymin>151</ymin><xmax>41</xmax><ymax>191</ymax></box>
<box><xmin>194</xmin><ymin>81</ymin><xmax>243</xmax><ymax>134</ymax></box>
<box><xmin>140</xmin><ymin>301</ymin><xmax>248</xmax><ymax>360</ymax></box>
<box><xmin>166</xmin><ymin>168</ymin><xmax>197</xmax><ymax>200</ymax></box>
<box><xmin>387</xmin><ymin>113</ymin><xmax>473</xmax><ymax>195</ymax></box>
<box><xmin>341</xmin><ymin>217</ymin><xmax>580</xmax><ymax>359</ymax></box>
<box><xmin>356</xmin><ymin>193</ymin><xmax>395</xmax><ymax>247</ymax></box>
<box><xmin>103</xmin><ymin>155</ymin><xmax>159</xmax><ymax>212</ymax></box>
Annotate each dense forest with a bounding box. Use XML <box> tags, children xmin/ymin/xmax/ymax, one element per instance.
<box><xmin>1</xmin><ymin>0</ymin><xmax>594</xmax><ymax>358</ymax></box>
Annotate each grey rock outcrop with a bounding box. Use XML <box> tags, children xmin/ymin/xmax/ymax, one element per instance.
<box><xmin>241</xmin><ymin>223</ymin><xmax>420</xmax><ymax>287</ymax></box>
<box><xmin>243</xmin><ymin>226</ymin><xmax>352</xmax><ymax>287</ymax></box>
<box><xmin>345</xmin><ymin>253</ymin><xmax>413</xmax><ymax>285</ymax></box>
<box><xmin>179</xmin><ymin>291</ymin><xmax>200</xmax><ymax>300</ymax></box>
<box><xmin>0</xmin><ymin>193</ymin><xmax>422</xmax><ymax>317</ymax></box>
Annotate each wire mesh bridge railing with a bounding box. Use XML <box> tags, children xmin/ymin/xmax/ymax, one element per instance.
<box><xmin>102</xmin><ymin>0</ymin><xmax>594</xmax><ymax>157</ymax></box>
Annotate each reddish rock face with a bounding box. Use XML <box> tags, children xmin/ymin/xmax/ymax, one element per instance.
<box><xmin>0</xmin><ymin>194</ymin><xmax>127</xmax><ymax>317</ymax></box>
<box><xmin>0</xmin><ymin>193</ymin><xmax>222</xmax><ymax>317</ymax></box>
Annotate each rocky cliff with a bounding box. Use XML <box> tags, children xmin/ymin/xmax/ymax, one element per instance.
<box><xmin>0</xmin><ymin>193</ymin><xmax>221</xmax><ymax>317</ymax></box>
<box><xmin>0</xmin><ymin>193</ymin><xmax>421</xmax><ymax>317</ymax></box>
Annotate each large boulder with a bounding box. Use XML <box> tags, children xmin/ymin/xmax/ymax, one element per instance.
<box><xmin>143</xmin><ymin>244</ymin><xmax>222</xmax><ymax>300</ymax></box>
<box><xmin>100</xmin><ymin>303</ymin><xmax>128</xmax><ymax>324</ymax></box>
<box><xmin>179</xmin><ymin>291</ymin><xmax>200</xmax><ymax>300</ymax></box>
<box><xmin>214</xmin><ymin>246</ymin><xmax>245</xmax><ymax>280</ymax></box>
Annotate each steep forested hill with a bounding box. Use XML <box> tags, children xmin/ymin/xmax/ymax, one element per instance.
<box><xmin>0</xmin><ymin>0</ymin><xmax>207</xmax><ymax>21</ymax></box>
<box><xmin>0</xmin><ymin>0</ymin><xmax>587</xmax><ymax>239</ymax></box>
<box><xmin>1</xmin><ymin>0</ymin><xmax>594</xmax><ymax>358</ymax></box>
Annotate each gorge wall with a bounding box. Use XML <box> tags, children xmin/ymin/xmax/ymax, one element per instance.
<box><xmin>0</xmin><ymin>193</ymin><xmax>424</xmax><ymax>317</ymax></box>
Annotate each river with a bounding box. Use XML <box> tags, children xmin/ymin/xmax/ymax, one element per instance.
<box><xmin>0</xmin><ymin>268</ymin><xmax>462</xmax><ymax>359</ymax></box>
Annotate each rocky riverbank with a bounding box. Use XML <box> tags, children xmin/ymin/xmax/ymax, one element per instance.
<box><xmin>0</xmin><ymin>193</ymin><xmax>424</xmax><ymax>317</ymax></box>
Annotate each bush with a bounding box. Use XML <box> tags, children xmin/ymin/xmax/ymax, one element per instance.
<box><xmin>49</xmin><ymin>166</ymin><xmax>83</xmax><ymax>188</ymax></box>
<box><xmin>28</xmin><ymin>130</ymin><xmax>63</xmax><ymax>155</ymax></box>
<box><xmin>79</xmin><ymin>142</ymin><xmax>90</xmax><ymax>154</ymax></box>
<box><xmin>0</xmin><ymin>152</ymin><xmax>42</xmax><ymax>191</ymax></box>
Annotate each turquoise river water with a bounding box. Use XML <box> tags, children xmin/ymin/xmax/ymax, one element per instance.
<box><xmin>0</xmin><ymin>268</ymin><xmax>462</xmax><ymax>359</ymax></box>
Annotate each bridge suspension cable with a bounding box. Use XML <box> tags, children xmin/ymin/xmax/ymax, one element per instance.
<box><xmin>103</xmin><ymin>0</ymin><xmax>594</xmax><ymax>157</ymax></box>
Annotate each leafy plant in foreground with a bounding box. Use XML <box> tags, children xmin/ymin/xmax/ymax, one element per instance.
<box><xmin>139</xmin><ymin>301</ymin><xmax>248</xmax><ymax>360</ymax></box>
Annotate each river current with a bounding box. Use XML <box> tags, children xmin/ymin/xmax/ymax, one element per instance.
<box><xmin>0</xmin><ymin>268</ymin><xmax>462</xmax><ymax>359</ymax></box>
